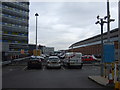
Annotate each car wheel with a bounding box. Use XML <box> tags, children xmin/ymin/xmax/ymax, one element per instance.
<box><xmin>58</xmin><ymin>66</ymin><xmax>61</xmax><ymax>69</ymax></box>
<box><xmin>79</xmin><ymin>65</ymin><xmax>83</xmax><ymax>69</ymax></box>
<box><xmin>46</xmin><ymin>66</ymin><xmax>49</xmax><ymax>69</ymax></box>
<box><xmin>27</xmin><ymin>66</ymin><xmax>30</xmax><ymax>69</ymax></box>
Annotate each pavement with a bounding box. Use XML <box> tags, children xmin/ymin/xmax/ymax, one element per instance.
<box><xmin>88</xmin><ymin>76</ymin><xmax>115</xmax><ymax>88</ymax></box>
<box><xmin>2</xmin><ymin>56</ymin><xmax>30</xmax><ymax>66</ymax></box>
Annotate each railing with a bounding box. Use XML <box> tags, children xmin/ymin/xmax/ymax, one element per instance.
<box><xmin>2</xmin><ymin>24</ymin><xmax>28</xmax><ymax>33</ymax></box>
<box><xmin>3</xmin><ymin>2</ymin><xmax>29</xmax><ymax>12</ymax></box>
<box><xmin>2</xmin><ymin>14</ymin><xmax>28</xmax><ymax>26</ymax></box>
<box><xmin>2</xmin><ymin>5</ymin><xmax>28</xmax><ymax>19</ymax></box>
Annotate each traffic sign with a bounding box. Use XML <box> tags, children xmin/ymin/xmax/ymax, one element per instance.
<box><xmin>103</xmin><ymin>43</ymin><xmax>115</xmax><ymax>63</ymax></box>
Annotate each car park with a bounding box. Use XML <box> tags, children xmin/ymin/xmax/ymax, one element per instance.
<box><xmin>46</xmin><ymin>56</ymin><xmax>61</xmax><ymax>69</ymax></box>
<box><xmin>27</xmin><ymin>56</ymin><xmax>42</xmax><ymax>69</ymax></box>
<box><xmin>63</xmin><ymin>52</ymin><xmax>83</xmax><ymax>69</ymax></box>
<box><xmin>37</xmin><ymin>56</ymin><xmax>45</xmax><ymax>62</ymax></box>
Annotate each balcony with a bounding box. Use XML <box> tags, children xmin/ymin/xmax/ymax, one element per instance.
<box><xmin>2</xmin><ymin>14</ymin><xmax>28</xmax><ymax>26</ymax></box>
<box><xmin>2</xmin><ymin>24</ymin><xmax>28</xmax><ymax>33</ymax></box>
<box><xmin>2</xmin><ymin>34</ymin><xmax>28</xmax><ymax>41</ymax></box>
<box><xmin>2</xmin><ymin>6</ymin><xmax>29</xmax><ymax>19</ymax></box>
<box><xmin>9</xmin><ymin>43</ymin><xmax>29</xmax><ymax>49</ymax></box>
<box><xmin>8</xmin><ymin>51</ymin><xmax>29</xmax><ymax>55</ymax></box>
<box><xmin>3</xmin><ymin>2</ymin><xmax>29</xmax><ymax>12</ymax></box>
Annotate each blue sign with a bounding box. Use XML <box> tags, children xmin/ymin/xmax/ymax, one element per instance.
<box><xmin>103</xmin><ymin>43</ymin><xmax>115</xmax><ymax>63</ymax></box>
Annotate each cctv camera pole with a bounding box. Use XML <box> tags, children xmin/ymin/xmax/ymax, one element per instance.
<box><xmin>96</xmin><ymin>18</ymin><xmax>104</xmax><ymax>76</ymax></box>
<box><xmin>96</xmin><ymin>16</ymin><xmax>107</xmax><ymax>76</ymax></box>
<box><xmin>107</xmin><ymin>0</ymin><xmax>110</xmax><ymax>43</ymax></box>
<box><xmin>100</xmin><ymin>19</ymin><xmax>104</xmax><ymax>77</ymax></box>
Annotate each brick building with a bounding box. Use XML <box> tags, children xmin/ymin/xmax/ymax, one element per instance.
<box><xmin>68</xmin><ymin>28</ymin><xmax>119</xmax><ymax>60</ymax></box>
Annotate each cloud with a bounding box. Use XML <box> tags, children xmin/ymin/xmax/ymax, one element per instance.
<box><xmin>29</xmin><ymin>1</ymin><xmax>118</xmax><ymax>50</ymax></box>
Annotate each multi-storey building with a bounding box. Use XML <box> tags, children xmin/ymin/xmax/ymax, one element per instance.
<box><xmin>68</xmin><ymin>28</ymin><xmax>119</xmax><ymax>60</ymax></box>
<box><xmin>0</xmin><ymin>1</ymin><xmax>29</xmax><ymax>61</ymax></box>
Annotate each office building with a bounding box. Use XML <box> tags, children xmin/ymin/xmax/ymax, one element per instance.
<box><xmin>1</xmin><ymin>1</ymin><xmax>29</xmax><ymax>61</ymax></box>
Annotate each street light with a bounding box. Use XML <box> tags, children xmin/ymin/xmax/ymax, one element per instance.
<box><xmin>35</xmin><ymin>13</ymin><xmax>39</xmax><ymax>56</ymax></box>
<box><xmin>95</xmin><ymin>15</ymin><xmax>107</xmax><ymax>77</ymax></box>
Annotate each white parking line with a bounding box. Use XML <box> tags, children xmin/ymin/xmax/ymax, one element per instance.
<box><xmin>23</xmin><ymin>66</ymin><xmax>27</xmax><ymax>70</ymax></box>
<box><xmin>42</xmin><ymin>66</ymin><xmax>45</xmax><ymax>71</ymax></box>
<box><xmin>62</xmin><ymin>67</ymin><xmax>65</xmax><ymax>70</ymax></box>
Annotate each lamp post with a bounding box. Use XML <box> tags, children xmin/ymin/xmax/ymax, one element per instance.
<box><xmin>35</xmin><ymin>13</ymin><xmax>39</xmax><ymax>56</ymax></box>
<box><xmin>95</xmin><ymin>15</ymin><xmax>107</xmax><ymax>76</ymax></box>
<box><xmin>107</xmin><ymin>0</ymin><xmax>110</xmax><ymax>42</ymax></box>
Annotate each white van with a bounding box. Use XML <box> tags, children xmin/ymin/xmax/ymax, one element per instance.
<box><xmin>63</xmin><ymin>52</ymin><xmax>83</xmax><ymax>69</ymax></box>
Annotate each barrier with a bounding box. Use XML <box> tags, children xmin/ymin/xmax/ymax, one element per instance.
<box><xmin>108</xmin><ymin>68</ymin><xmax>114</xmax><ymax>85</ymax></box>
<box><xmin>114</xmin><ymin>64</ymin><xmax>120</xmax><ymax>90</ymax></box>
<box><xmin>103</xmin><ymin>62</ymin><xmax>120</xmax><ymax>88</ymax></box>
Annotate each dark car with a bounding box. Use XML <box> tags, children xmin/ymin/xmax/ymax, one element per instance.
<box><xmin>27</xmin><ymin>56</ymin><xmax>42</xmax><ymax>69</ymax></box>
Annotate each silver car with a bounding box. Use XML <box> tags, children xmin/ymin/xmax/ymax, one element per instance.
<box><xmin>46</xmin><ymin>56</ymin><xmax>61</xmax><ymax>69</ymax></box>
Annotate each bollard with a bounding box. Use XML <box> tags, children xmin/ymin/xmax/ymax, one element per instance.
<box><xmin>117</xmin><ymin>64</ymin><xmax>120</xmax><ymax>84</ymax></box>
<box><xmin>114</xmin><ymin>63</ymin><xmax>117</xmax><ymax>83</ymax></box>
<box><xmin>104</xmin><ymin>63</ymin><xmax>107</xmax><ymax>78</ymax></box>
<box><xmin>115</xmin><ymin>64</ymin><xmax>120</xmax><ymax>90</ymax></box>
<box><xmin>107</xmin><ymin>64</ymin><xmax>112</xmax><ymax>79</ymax></box>
<box><xmin>107</xmin><ymin>64</ymin><xmax>114</xmax><ymax>87</ymax></box>
<box><xmin>112</xmin><ymin>63</ymin><xmax>115</xmax><ymax>80</ymax></box>
<box><xmin>108</xmin><ymin>69</ymin><xmax>114</xmax><ymax>84</ymax></box>
<box><xmin>118</xmin><ymin>64</ymin><xmax>120</xmax><ymax>89</ymax></box>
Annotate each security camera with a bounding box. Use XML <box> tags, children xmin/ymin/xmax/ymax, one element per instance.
<box><xmin>95</xmin><ymin>21</ymin><xmax>100</xmax><ymax>24</ymax></box>
<box><xmin>110</xmin><ymin>19</ymin><xmax>115</xmax><ymax>22</ymax></box>
<box><xmin>97</xmin><ymin>15</ymin><xmax>99</xmax><ymax>19</ymax></box>
<box><xmin>104</xmin><ymin>16</ymin><xmax>108</xmax><ymax>20</ymax></box>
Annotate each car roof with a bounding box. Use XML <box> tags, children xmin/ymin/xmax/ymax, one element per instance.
<box><xmin>66</xmin><ymin>52</ymin><xmax>82</xmax><ymax>55</ymax></box>
<box><xmin>49</xmin><ymin>56</ymin><xmax>59</xmax><ymax>59</ymax></box>
<box><xmin>82</xmin><ymin>55</ymin><xmax>92</xmax><ymax>57</ymax></box>
<box><xmin>31</xmin><ymin>55</ymin><xmax>44</xmax><ymax>59</ymax></box>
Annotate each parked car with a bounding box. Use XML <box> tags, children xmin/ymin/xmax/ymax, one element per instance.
<box><xmin>37</xmin><ymin>56</ymin><xmax>45</xmax><ymax>62</ymax></box>
<box><xmin>46</xmin><ymin>56</ymin><xmax>61</xmax><ymax>69</ymax></box>
<box><xmin>82</xmin><ymin>55</ymin><xmax>97</xmax><ymax>63</ymax></box>
<box><xmin>27</xmin><ymin>56</ymin><xmax>42</xmax><ymax>69</ymax></box>
<box><xmin>63</xmin><ymin>52</ymin><xmax>83</xmax><ymax>69</ymax></box>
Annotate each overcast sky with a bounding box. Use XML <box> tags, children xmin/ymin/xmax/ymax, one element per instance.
<box><xmin>29</xmin><ymin>0</ymin><xmax>118</xmax><ymax>51</ymax></box>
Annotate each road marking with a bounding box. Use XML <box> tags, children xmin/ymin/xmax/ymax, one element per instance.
<box><xmin>23</xmin><ymin>66</ymin><xmax>27</xmax><ymax>70</ymax></box>
<box><xmin>42</xmin><ymin>66</ymin><xmax>45</xmax><ymax>71</ymax></box>
<box><xmin>62</xmin><ymin>67</ymin><xmax>65</xmax><ymax>70</ymax></box>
